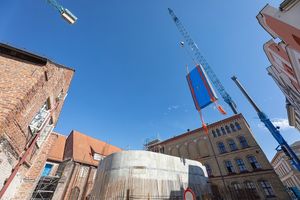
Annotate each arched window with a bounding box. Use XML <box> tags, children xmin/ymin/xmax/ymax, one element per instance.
<box><xmin>259</xmin><ymin>180</ymin><xmax>275</xmax><ymax>197</ymax></box>
<box><xmin>216</xmin><ymin>129</ymin><xmax>221</xmax><ymax>136</ymax></box>
<box><xmin>235</xmin><ymin>158</ymin><xmax>247</xmax><ymax>172</ymax></box>
<box><xmin>235</xmin><ymin>122</ymin><xmax>241</xmax><ymax>130</ymax></box>
<box><xmin>212</xmin><ymin>130</ymin><xmax>217</xmax><ymax>138</ymax></box>
<box><xmin>247</xmin><ymin>156</ymin><xmax>261</xmax><ymax>170</ymax></box>
<box><xmin>228</xmin><ymin>139</ymin><xmax>238</xmax><ymax>151</ymax></box>
<box><xmin>69</xmin><ymin>187</ymin><xmax>80</xmax><ymax>200</ymax></box>
<box><xmin>238</xmin><ymin>136</ymin><xmax>249</xmax><ymax>148</ymax></box>
<box><xmin>230</xmin><ymin>123</ymin><xmax>236</xmax><ymax>132</ymax></box>
<box><xmin>231</xmin><ymin>182</ymin><xmax>243</xmax><ymax>198</ymax></box>
<box><xmin>205</xmin><ymin>164</ymin><xmax>212</xmax><ymax>177</ymax></box>
<box><xmin>217</xmin><ymin>142</ymin><xmax>226</xmax><ymax>154</ymax></box>
<box><xmin>231</xmin><ymin>182</ymin><xmax>241</xmax><ymax>191</ymax></box>
<box><xmin>244</xmin><ymin>181</ymin><xmax>260</xmax><ymax>199</ymax></box>
<box><xmin>225</xmin><ymin>160</ymin><xmax>235</xmax><ymax>173</ymax></box>
<box><xmin>221</xmin><ymin>127</ymin><xmax>226</xmax><ymax>135</ymax></box>
<box><xmin>225</xmin><ymin>125</ymin><xmax>231</xmax><ymax>134</ymax></box>
<box><xmin>244</xmin><ymin>181</ymin><xmax>256</xmax><ymax>192</ymax></box>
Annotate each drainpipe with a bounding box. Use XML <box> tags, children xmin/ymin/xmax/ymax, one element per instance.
<box><xmin>0</xmin><ymin>103</ymin><xmax>59</xmax><ymax>199</ymax></box>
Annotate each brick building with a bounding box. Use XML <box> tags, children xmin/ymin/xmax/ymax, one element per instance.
<box><xmin>146</xmin><ymin>114</ymin><xmax>289</xmax><ymax>200</ymax></box>
<box><xmin>257</xmin><ymin>0</ymin><xmax>300</xmax><ymax>132</ymax></box>
<box><xmin>271</xmin><ymin>141</ymin><xmax>300</xmax><ymax>198</ymax></box>
<box><xmin>0</xmin><ymin>43</ymin><xmax>74</xmax><ymax>199</ymax></box>
<box><xmin>31</xmin><ymin>130</ymin><xmax>122</xmax><ymax>200</ymax></box>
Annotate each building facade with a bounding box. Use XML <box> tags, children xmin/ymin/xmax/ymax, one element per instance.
<box><xmin>0</xmin><ymin>43</ymin><xmax>74</xmax><ymax>199</ymax></box>
<box><xmin>146</xmin><ymin>114</ymin><xmax>289</xmax><ymax>200</ymax></box>
<box><xmin>271</xmin><ymin>141</ymin><xmax>300</xmax><ymax>198</ymax></box>
<box><xmin>257</xmin><ymin>0</ymin><xmax>300</xmax><ymax>132</ymax></box>
<box><xmin>31</xmin><ymin>130</ymin><xmax>122</xmax><ymax>200</ymax></box>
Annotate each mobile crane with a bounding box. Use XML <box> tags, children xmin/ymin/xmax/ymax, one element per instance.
<box><xmin>232</xmin><ymin>76</ymin><xmax>300</xmax><ymax>171</ymax></box>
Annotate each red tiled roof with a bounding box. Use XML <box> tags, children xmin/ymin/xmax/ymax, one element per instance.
<box><xmin>64</xmin><ymin>130</ymin><xmax>122</xmax><ymax>166</ymax></box>
<box><xmin>48</xmin><ymin>133</ymin><xmax>67</xmax><ymax>162</ymax></box>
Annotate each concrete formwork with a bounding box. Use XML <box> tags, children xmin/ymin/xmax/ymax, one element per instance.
<box><xmin>90</xmin><ymin>150</ymin><xmax>211</xmax><ymax>199</ymax></box>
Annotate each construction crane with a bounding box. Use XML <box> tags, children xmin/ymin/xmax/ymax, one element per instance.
<box><xmin>232</xmin><ymin>76</ymin><xmax>300</xmax><ymax>171</ymax></box>
<box><xmin>47</xmin><ymin>0</ymin><xmax>77</xmax><ymax>24</ymax></box>
<box><xmin>168</xmin><ymin>8</ymin><xmax>238</xmax><ymax>114</ymax></box>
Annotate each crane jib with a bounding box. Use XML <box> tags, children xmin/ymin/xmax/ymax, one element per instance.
<box><xmin>168</xmin><ymin>8</ymin><xmax>238</xmax><ymax>114</ymax></box>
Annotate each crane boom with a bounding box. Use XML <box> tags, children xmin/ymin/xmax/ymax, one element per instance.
<box><xmin>232</xmin><ymin>76</ymin><xmax>300</xmax><ymax>171</ymax></box>
<box><xmin>168</xmin><ymin>8</ymin><xmax>238</xmax><ymax>114</ymax></box>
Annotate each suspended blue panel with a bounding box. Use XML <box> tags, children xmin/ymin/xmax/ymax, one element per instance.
<box><xmin>186</xmin><ymin>65</ymin><xmax>217</xmax><ymax>110</ymax></box>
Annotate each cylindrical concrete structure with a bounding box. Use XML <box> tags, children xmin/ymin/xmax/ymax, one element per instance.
<box><xmin>90</xmin><ymin>150</ymin><xmax>210</xmax><ymax>199</ymax></box>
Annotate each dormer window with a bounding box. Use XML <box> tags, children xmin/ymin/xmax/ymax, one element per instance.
<box><xmin>93</xmin><ymin>153</ymin><xmax>102</xmax><ymax>161</ymax></box>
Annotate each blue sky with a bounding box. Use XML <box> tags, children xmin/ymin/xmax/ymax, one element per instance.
<box><xmin>1</xmin><ymin>0</ymin><xmax>300</xmax><ymax>160</ymax></box>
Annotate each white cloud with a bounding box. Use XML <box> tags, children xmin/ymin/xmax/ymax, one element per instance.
<box><xmin>167</xmin><ymin>105</ymin><xmax>180</xmax><ymax>111</ymax></box>
<box><xmin>258</xmin><ymin>118</ymin><xmax>292</xmax><ymax>131</ymax></box>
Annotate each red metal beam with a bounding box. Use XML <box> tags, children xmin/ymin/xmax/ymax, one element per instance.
<box><xmin>0</xmin><ymin>114</ymin><xmax>52</xmax><ymax>198</ymax></box>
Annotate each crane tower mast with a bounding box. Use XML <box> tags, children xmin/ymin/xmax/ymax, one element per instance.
<box><xmin>168</xmin><ymin>8</ymin><xmax>238</xmax><ymax>114</ymax></box>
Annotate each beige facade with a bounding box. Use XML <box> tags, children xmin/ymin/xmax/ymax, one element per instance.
<box><xmin>271</xmin><ymin>141</ymin><xmax>300</xmax><ymax>198</ymax></box>
<box><xmin>257</xmin><ymin>0</ymin><xmax>300</xmax><ymax>132</ymax></box>
<box><xmin>147</xmin><ymin>114</ymin><xmax>289</xmax><ymax>200</ymax></box>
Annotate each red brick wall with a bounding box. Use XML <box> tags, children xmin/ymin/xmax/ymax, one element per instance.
<box><xmin>0</xmin><ymin>51</ymin><xmax>74</xmax><ymax>199</ymax></box>
<box><xmin>11</xmin><ymin>133</ymin><xmax>59</xmax><ymax>200</ymax></box>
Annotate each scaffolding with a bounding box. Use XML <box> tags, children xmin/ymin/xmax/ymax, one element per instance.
<box><xmin>31</xmin><ymin>176</ymin><xmax>60</xmax><ymax>200</ymax></box>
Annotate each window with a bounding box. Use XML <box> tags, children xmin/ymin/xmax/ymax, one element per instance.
<box><xmin>93</xmin><ymin>153</ymin><xmax>102</xmax><ymax>161</ymax></box>
<box><xmin>225</xmin><ymin>160</ymin><xmax>235</xmax><ymax>173</ymax></box>
<box><xmin>36</xmin><ymin>118</ymin><xmax>54</xmax><ymax>147</ymax></box>
<box><xmin>56</xmin><ymin>89</ymin><xmax>65</xmax><ymax>102</ymax></box>
<box><xmin>218</xmin><ymin>142</ymin><xmax>226</xmax><ymax>154</ymax></box>
<box><xmin>259</xmin><ymin>180</ymin><xmax>275</xmax><ymax>197</ymax></box>
<box><xmin>244</xmin><ymin>181</ymin><xmax>256</xmax><ymax>191</ymax></box>
<box><xmin>232</xmin><ymin>182</ymin><xmax>241</xmax><ymax>191</ymax></box>
<box><xmin>44</xmin><ymin>71</ymin><xmax>49</xmax><ymax>81</ymax></box>
<box><xmin>244</xmin><ymin>181</ymin><xmax>259</xmax><ymax>198</ymax></box>
<box><xmin>216</xmin><ymin>129</ymin><xmax>221</xmax><ymax>137</ymax></box>
<box><xmin>225</xmin><ymin>125</ymin><xmax>231</xmax><ymax>134</ymax></box>
<box><xmin>230</xmin><ymin>123</ymin><xmax>236</xmax><ymax>132</ymax></box>
<box><xmin>212</xmin><ymin>130</ymin><xmax>217</xmax><ymax>138</ymax></box>
<box><xmin>238</xmin><ymin>136</ymin><xmax>249</xmax><ymax>148</ymax></box>
<box><xmin>221</xmin><ymin>127</ymin><xmax>226</xmax><ymax>135</ymax></box>
<box><xmin>236</xmin><ymin>159</ymin><xmax>247</xmax><ymax>172</ymax></box>
<box><xmin>205</xmin><ymin>164</ymin><xmax>212</xmax><ymax>177</ymax></box>
<box><xmin>228</xmin><ymin>139</ymin><xmax>238</xmax><ymax>151</ymax></box>
<box><xmin>247</xmin><ymin>156</ymin><xmax>261</xmax><ymax>170</ymax></box>
<box><xmin>79</xmin><ymin>167</ymin><xmax>89</xmax><ymax>178</ymax></box>
<box><xmin>41</xmin><ymin>163</ymin><xmax>53</xmax><ymax>177</ymax></box>
<box><xmin>29</xmin><ymin>101</ymin><xmax>50</xmax><ymax>135</ymax></box>
<box><xmin>235</xmin><ymin>122</ymin><xmax>241</xmax><ymax>130</ymax></box>
<box><xmin>69</xmin><ymin>187</ymin><xmax>80</xmax><ymax>200</ymax></box>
